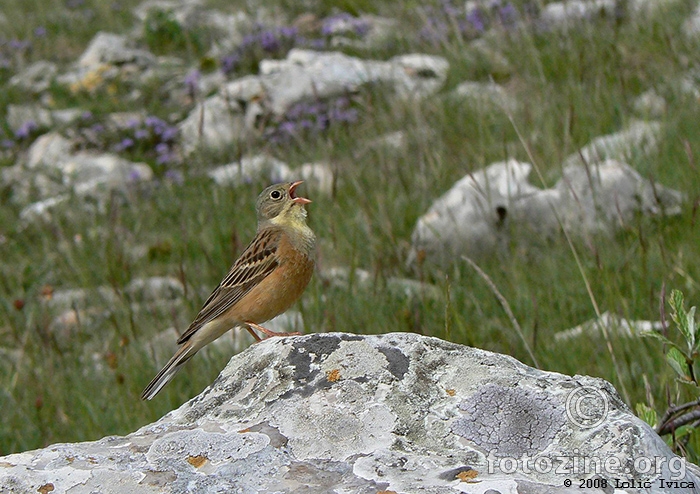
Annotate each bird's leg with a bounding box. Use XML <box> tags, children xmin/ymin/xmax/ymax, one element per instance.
<box><xmin>246</xmin><ymin>321</ymin><xmax>301</xmax><ymax>340</ymax></box>
<box><xmin>244</xmin><ymin>324</ymin><xmax>263</xmax><ymax>342</ymax></box>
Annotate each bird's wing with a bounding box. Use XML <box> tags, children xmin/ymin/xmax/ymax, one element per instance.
<box><xmin>177</xmin><ymin>228</ymin><xmax>282</xmax><ymax>344</ymax></box>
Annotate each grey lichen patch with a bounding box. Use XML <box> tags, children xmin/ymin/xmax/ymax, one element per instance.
<box><xmin>239</xmin><ymin>421</ymin><xmax>289</xmax><ymax>449</ymax></box>
<box><xmin>377</xmin><ymin>346</ymin><xmax>409</xmax><ymax>380</ymax></box>
<box><xmin>321</xmin><ymin>340</ymin><xmax>392</xmax><ymax>381</ymax></box>
<box><xmin>146</xmin><ymin>429</ymin><xmax>268</xmax><ymax>469</ymax></box>
<box><xmin>284</xmin><ymin>459</ymin><xmax>390</xmax><ymax>492</ymax></box>
<box><xmin>452</xmin><ymin>384</ymin><xmax>565</xmax><ymax>457</ymax></box>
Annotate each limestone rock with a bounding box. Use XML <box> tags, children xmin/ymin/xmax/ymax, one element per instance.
<box><xmin>562</xmin><ymin>120</ymin><xmax>661</xmax><ymax>168</ymax></box>
<box><xmin>208</xmin><ymin>155</ymin><xmax>290</xmax><ymax>186</ymax></box>
<box><xmin>409</xmin><ymin>157</ymin><xmax>684</xmax><ymax>266</ymax></box>
<box><xmin>232</xmin><ymin>49</ymin><xmax>448</xmax><ymax>117</ymax></box>
<box><xmin>409</xmin><ymin>160</ymin><xmax>537</xmax><ymax>266</ymax></box>
<box><xmin>25</xmin><ymin>132</ymin><xmax>73</xmax><ymax>169</ymax></box>
<box><xmin>633</xmin><ymin>90</ymin><xmax>667</xmax><ymax>118</ymax></box>
<box><xmin>1</xmin><ymin>333</ymin><xmax>697</xmax><ymax>493</ymax></box>
<box><xmin>320</xmin><ymin>266</ymin><xmax>442</xmax><ymax>301</ymax></box>
<box><xmin>540</xmin><ymin>0</ymin><xmax>617</xmax><ymax>27</ymax></box>
<box><xmin>453</xmin><ymin>80</ymin><xmax>517</xmax><ymax>112</ymax></box>
<box><xmin>78</xmin><ymin>32</ymin><xmax>156</xmax><ymax>69</ymax></box>
<box><xmin>8</xmin><ymin>60</ymin><xmax>58</xmax><ymax>93</ymax></box>
<box><xmin>294</xmin><ymin>162</ymin><xmax>334</xmax><ymax>195</ymax></box>
<box><xmin>6</xmin><ymin>104</ymin><xmax>53</xmax><ymax>133</ymax></box>
<box><xmin>556</xmin><ymin>159</ymin><xmax>683</xmax><ymax>232</ymax></box>
<box><xmin>178</xmin><ymin>94</ymin><xmax>244</xmax><ymax>154</ymax></box>
<box><xmin>555</xmin><ymin>311</ymin><xmax>665</xmax><ymax>342</ymax></box>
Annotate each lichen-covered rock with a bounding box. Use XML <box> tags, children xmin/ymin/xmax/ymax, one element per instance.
<box><xmin>2</xmin><ymin>332</ymin><xmax>697</xmax><ymax>493</ymax></box>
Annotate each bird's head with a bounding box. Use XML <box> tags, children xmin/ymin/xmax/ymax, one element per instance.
<box><xmin>256</xmin><ymin>181</ymin><xmax>312</xmax><ymax>228</ymax></box>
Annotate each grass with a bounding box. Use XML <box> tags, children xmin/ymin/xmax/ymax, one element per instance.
<box><xmin>1</xmin><ymin>0</ymin><xmax>700</xmax><ymax>463</ymax></box>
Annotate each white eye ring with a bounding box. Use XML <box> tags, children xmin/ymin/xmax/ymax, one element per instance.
<box><xmin>270</xmin><ymin>190</ymin><xmax>283</xmax><ymax>200</ymax></box>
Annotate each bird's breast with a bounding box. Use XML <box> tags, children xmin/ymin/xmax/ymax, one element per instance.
<box><xmin>228</xmin><ymin>235</ymin><xmax>314</xmax><ymax>324</ymax></box>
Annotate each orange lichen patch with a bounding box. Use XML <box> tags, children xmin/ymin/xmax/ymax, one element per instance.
<box><xmin>238</xmin><ymin>427</ymin><xmax>252</xmax><ymax>433</ymax></box>
<box><xmin>326</xmin><ymin>369</ymin><xmax>341</xmax><ymax>382</ymax></box>
<box><xmin>37</xmin><ymin>483</ymin><xmax>55</xmax><ymax>493</ymax></box>
<box><xmin>445</xmin><ymin>388</ymin><xmax>456</xmax><ymax>396</ymax></box>
<box><xmin>456</xmin><ymin>469</ymin><xmax>479</xmax><ymax>482</ymax></box>
<box><xmin>187</xmin><ymin>455</ymin><xmax>208</xmax><ymax>468</ymax></box>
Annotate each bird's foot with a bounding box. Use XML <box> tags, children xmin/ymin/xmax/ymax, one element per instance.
<box><xmin>245</xmin><ymin>322</ymin><xmax>301</xmax><ymax>342</ymax></box>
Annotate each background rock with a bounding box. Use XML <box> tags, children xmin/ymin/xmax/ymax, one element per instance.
<box><xmin>0</xmin><ymin>332</ymin><xmax>697</xmax><ymax>493</ymax></box>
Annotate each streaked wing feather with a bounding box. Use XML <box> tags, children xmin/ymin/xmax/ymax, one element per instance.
<box><xmin>177</xmin><ymin>229</ymin><xmax>281</xmax><ymax>344</ymax></box>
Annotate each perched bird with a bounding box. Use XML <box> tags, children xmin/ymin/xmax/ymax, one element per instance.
<box><xmin>141</xmin><ymin>181</ymin><xmax>315</xmax><ymax>400</ymax></box>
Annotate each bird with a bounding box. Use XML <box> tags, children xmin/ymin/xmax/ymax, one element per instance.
<box><xmin>141</xmin><ymin>181</ymin><xmax>315</xmax><ymax>400</ymax></box>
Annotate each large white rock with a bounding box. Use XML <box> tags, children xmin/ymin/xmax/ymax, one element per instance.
<box><xmin>8</xmin><ymin>60</ymin><xmax>58</xmax><ymax>93</ymax></box>
<box><xmin>409</xmin><ymin>129</ymin><xmax>683</xmax><ymax>266</ymax></box>
<box><xmin>540</xmin><ymin>0</ymin><xmax>617</xmax><ymax>27</ymax></box>
<box><xmin>231</xmin><ymin>49</ymin><xmax>448</xmax><ymax>117</ymax></box>
<box><xmin>78</xmin><ymin>32</ymin><xmax>156</xmax><ymax>69</ymax></box>
<box><xmin>562</xmin><ymin>120</ymin><xmax>661</xmax><ymax>168</ymax></box>
<box><xmin>1</xmin><ymin>332</ymin><xmax>697</xmax><ymax>493</ymax></box>
<box><xmin>178</xmin><ymin>94</ymin><xmax>244</xmax><ymax>154</ymax></box>
<box><xmin>207</xmin><ymin>155</ymin><xmax>290</xmax><ymax>186</ymax></box>
<box><xmin>409</xmin><ymin>160</ymin><xmax>538</xmax><ymax>265</ymax></box>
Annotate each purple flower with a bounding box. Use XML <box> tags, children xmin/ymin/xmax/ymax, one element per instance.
<box><xmin>90</xmin><ymin>123</ymin><xmax>105</xmax><ymax>133</ymax></box>
<box><xmin>259</xmin><ymin>30</ymin><xmax>280</xmax><ymax>52</ymax></box>
<box><xmin>164</xmin><ymin>169</ymin><xmax>184</xmax><ymax>184</ymax></box>
<box><xmin>353</xmin><ymin>21</ymin><xmax>370</xmax><ymax>37</ymax></box>
<box><xmin>115</xmin><ymin>138</ymin><xmax>135</xmax><ymax>151</ymax></box>
<box><xmin>499</xmin><ymin>3</ymin><xmax>519</xmax><ymax>27</ymax></box>
<box><xmin>279</xmin><ymin>26</ymin><xmax>297</xmax><ymax>39</ymax></box>
<box><xmin>9</xmin><ymin>39</ymin><xmax>31</xmax><ymax>50</ymax></box>
<box><xmin>14</xmin><ymin>121</ymin><xmax>37</xmax><ymax>139</ymax></box>
<box><xmin>155</xmin><ymin>142</ymin><xmax>170</xmax><ymax>154</ymax></box>
<box><xmin>221</xmin><ymin>53</ymin><xmax>240</xmax><ymax>74</ymax></box>
<box><xmin>33</xmin><ymin>26</ymin><xmax>47</xmax><ymax>37</ymax></box>
<box><xmin>160</xmin><ymin>126</ymin><xmax>178</xmax><ymax>141</ymax></box>
<box><xmin>240</xmin><ymin>33</ymin><xmax>256</xmax><ymax>47</ymax></box>
<box><xmin>441</xmin><ymin>0</ymin><xmax>460</xmax><ymax>17</ymax></box>
<box><xmin>81</xmin><ymin>111</ymin><xmax>93</xmax><ymax>120</ymax></box>
<box><xmin>279</xmin><ymin>121</ymin><xmax>297</xmax><ymax>135</ymax></box>
<box><xmin>134</xmin><ymin>129</ymin><xmax>149</xmax><ymax>140</ymax></box>
<box><xmin>466</xmin><ymin>8</ymin><xmax>486</xmax><ymax>33</ymax></box>
<box><xmin>308</xmin><ymin>38</ymin><xmax>326</xmax><ymax>50</ymax></box>
<box><xmin>184</xmin><ymin>69</ymin><xmax>200</xmax><ymax>93</ymax></box>
<box><xmin>128</xmin><ymin>169</ymin><xmax>141</xmax><ymax>181</ymax></box>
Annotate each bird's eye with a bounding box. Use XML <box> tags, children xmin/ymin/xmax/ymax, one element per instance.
<box><xmin>270</xmin><ymin>190</ymin><xmax>283</xmax><ymax>200</ymax></box>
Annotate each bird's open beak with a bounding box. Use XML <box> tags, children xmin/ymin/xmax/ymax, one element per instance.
<box><xmin>289</xmin><ymin>181</ymin><xmax>311</xmax><ymax>204</ymax></box>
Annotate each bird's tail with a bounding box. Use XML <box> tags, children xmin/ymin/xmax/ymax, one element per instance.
<box><xmin>141</xmin><ymin>341</ymin><xmax>197</xmax><ymax>400</ymax></box>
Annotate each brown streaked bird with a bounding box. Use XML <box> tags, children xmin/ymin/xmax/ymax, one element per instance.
<box><xmin>141</xmin><ymin>181</ymin><xmax>315</xmax><ymax>400</ymax></box>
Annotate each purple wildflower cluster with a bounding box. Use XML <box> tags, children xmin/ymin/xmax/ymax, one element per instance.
<box><xmin>264</xmin><ymin>96</ymin><xmax>359</xmax><ymax>145</ymax></box>
<box><xmin>221</xmin><ymin>13</ymin><xmax>371</xmax><ymax>76</ymax></box>
<box><xmin>0</xmin><ymin>24</ymin><xmax>46</xmax><ymax>70</ymax></box>
<box><xmin>420</xmin><ymin>0</ymin><xmax>519</xmax><ymax>45</ymax></box>
<box><xmin>321</xmin><ymin>12</ymin><xmax>371</xmax><ymax>38</ymax></box>
<box><xmin>221</xmin><ymin>25</ymin><xmax>299</xmax><ymax>75</ymax></box>
<box><xmin>112</xmin><ymin>116</ymin><xmax>179</xmax><ymax>165</ymax></box>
